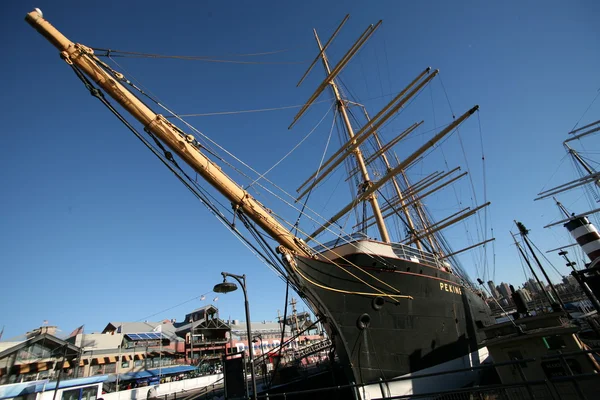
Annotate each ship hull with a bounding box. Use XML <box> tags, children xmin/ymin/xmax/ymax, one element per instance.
<box><xmin>291</xmin><ymin>239</ymin><xmax>494</xmax><ymax>387</ymax></box>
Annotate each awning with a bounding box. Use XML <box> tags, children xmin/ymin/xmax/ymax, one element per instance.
<box><xmin>92</xmin><ymin>357</ymin><xmax>106</xmax><ymax>365</ymax></box>
<box><xmin>106</xmin><ymin>356</ymin><xmax>117</xmax><ymax>363</ymax></box>
<box><xmin>8</xmin><ymin>361</ymin><xmax>53</xmax><ymax>375</ymax></box>
<box><xmin>37</xmin><ymin>361</ymin><xmax>53</xmax><ymax>372</ymax></box>
<box><xmin>120</xmin><ymin>355</ymin><xmax>132</xmax><ymax>361</ymax></box>
<box><xmin>105</xmin><ymin>366</ymin><xmax>197</xmax><ymax>383</ymax></box>
<box><xmin>61</xmin><ymin>361</ymin><xmax>70</xmax><ymax>369</ymax></box>
<box><xmin>79</xmin><ymin>359</ymin><xmax>89</xmax><ymax>367</ymax></box>
<box><xmin>134</xmin><ymin>354</ymin><xmax>145</xmax><ymax>360</ymax></box>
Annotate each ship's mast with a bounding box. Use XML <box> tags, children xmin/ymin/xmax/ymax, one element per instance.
<box><xmin>564</xmin><ymin>143</ymin><xmax>600</xmax><ymax>190</ymax></box>
<box><xmin>313</xmin><ymin>30</ymin><xmax>391</xmax><ymax>243</ymax></box>
<box><xmin>25</xmin><ymin>10</ymin><xmax>311</xmax><ymax>258</ymax></box>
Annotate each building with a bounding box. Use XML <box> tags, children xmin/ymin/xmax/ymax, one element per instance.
<box><xmin>487</xmin><ymin>280</ymin><xmax>501</xmax><ymax>299</ymax></box>
<box><xmin>0</xmin><ymin>329</ymin><xmax>80</xmax><ymax>385</ymax></box>
<box><xmin>65</xmin><ymin>321</ymin><xmax>185</xmax><ymax>378</ymax></box>
<box><xmin>525</xmin><ymin>278</ymin><xmax>542</xmax><ymax>293</ymax></box>
<box><xmin>172</xmin><ymin>305</ymin><xmax>231</xmax><ymax>365</ymax></box>
<box><xmin>498</xmin><ymin>282</ymin><xmax>511</xmax><ymax>299</ymax></box>
<box><xmin>227</xmin><ymin>320</ymin><xmax>322</xmax><ymax>357</ymax></box>
<box><xmin>519</xmin><ymin>288</ymin><xmax>533</xmax><ymax>302</ymax></box>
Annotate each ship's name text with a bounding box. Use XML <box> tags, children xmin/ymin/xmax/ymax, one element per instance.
<box><xmin>440</xmin><ymin>282</ymin><xmax>462</xmax><ymax>295</ymax></box>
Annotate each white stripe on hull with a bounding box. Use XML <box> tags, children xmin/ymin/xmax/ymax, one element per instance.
<box><xmin>357</xmin><ymin>347</ymin><xmax>490</xmax><ymax>399</ymax></box>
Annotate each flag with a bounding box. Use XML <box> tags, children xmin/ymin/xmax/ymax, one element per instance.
<box><xmin>68</xmin><ymin>325</ymin><xmax>84</xmax><ymax>338</ymax></box>
<box><xmin>43</xmin><ymin>320</ymin><xmax>48</xmax><ymax>325</ymax></box>
<box><xmin>153</xmin><ymin>324</ymin><xmax>162</xmax><ymax>333</ymax></box>
<box><xmin>117</xmin><ymin>325</ymin><xmax>122</xmax><ymax>333</ymax></box>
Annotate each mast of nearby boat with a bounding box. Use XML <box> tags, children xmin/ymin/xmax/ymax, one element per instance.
<box><xmin>557</xmin><ymin>249</ymin><xmax>600</xmax><ymax>314</ymax></box>
<box><xmin>564</xmin><ymin>143</ymin><xmax>600</xmax><ymax>190</ymax></box>
<box><xmin>515</xmin><ymin>222</ymin><xmax>567</xmax><ymax>313</ymax></box>
<box><xmin>511</xmin><ymin>231</ymin><xmax>557</xmax><ymax>310</ymax></box>
<box><xmin>312</xmin><ymin>26</ymin><xmax>391</xmax><ymax>242</ymax></box>
<box><xmin>25</xmin><ymin>9</ymin><xmax>312</xmax><ymax>258</ymax></box>
<box><xmin>564</xmin><ymin>120</ymin><xmax>600</xmax><ymax>143</ymax></box>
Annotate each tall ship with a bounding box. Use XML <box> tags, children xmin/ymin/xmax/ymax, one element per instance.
<box><xmin>25</xmin><ymin>9</ymin><xmax>495</xmax><ymax>397</ymax></box>
<box><xmin>535</xmin><ymin>104</ymin><xmax>600</xmax><ymax>315</ymax></box>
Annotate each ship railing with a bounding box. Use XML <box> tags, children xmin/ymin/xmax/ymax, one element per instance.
<box><xmin>310</xmin><ymin>233</ymin><xmax>443</xmax><ymax>269</ymax></box>
<box><xmin>390</xmin><ymin>242</ymin><xmax>442</xmax><ymax>269</ymax></box>
<box><xmin>310</xmin><ymin>232</ymin><xmax>369</xmax><ymax>254</ymax></box>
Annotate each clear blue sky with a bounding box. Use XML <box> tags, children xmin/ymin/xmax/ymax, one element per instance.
<box><xmin>1</xmin><ymin>0</ymin><xmax>599</xmax><ymax>341</ymax></box>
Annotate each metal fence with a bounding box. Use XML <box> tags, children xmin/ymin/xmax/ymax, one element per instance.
<box><xmin>254</xmin><ymin>348</ymin><xmax>600</xmax><ymax>400</ymax></box>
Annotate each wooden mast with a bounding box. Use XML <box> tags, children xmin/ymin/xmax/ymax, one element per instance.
<box><xmin>25</xmin><ymin>9</ymin><xmax>312</xmax><ymax>258</ymax></box>
<box><xmin>313</xmin><ymin>28</ymin><xmax>391</xmax><ymax>243</ymax></box>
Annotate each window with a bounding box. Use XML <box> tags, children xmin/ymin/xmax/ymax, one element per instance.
<box><xmin>134</xmin><ymin>360</ymin><xmax>143</xmax><ymax>367</ymax></box>
<box><xmin>81</xmin><ymin>387</ymin><xmax>97</xmax><ymax>400</ymax></box>
<box><xmin>62</xmin><ymin>388</ymin><xmax>81</xmax><ymax>400</ymax></box>
<box><xmin>90</xmin><ymin>365</ymin><xmax>103</xmax><ymax>375</ymax></box>
<box><xmin>104</xmin><ymin>363</ymin><xmax>116</xmax><ymax>374</ymax></box>
<box><xmin>121</xmin><ymin>361</ymin><xmax>130</xmax><ymax>368</ymax></box>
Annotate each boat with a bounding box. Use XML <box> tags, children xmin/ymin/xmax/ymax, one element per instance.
<box><xmin>535</xmin><ymin>101</ymin><xmax>600</xmax><ymax>310</ymax></box>
<box><xmin>25</xmin><ymin>9</ymin><xmax>496</xmax><ymax>397</ymax></box>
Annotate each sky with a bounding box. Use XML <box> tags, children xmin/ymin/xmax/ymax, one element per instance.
<box><xmin>1</xmin><ymin>0</ymin><xmax>599</xmax><ymax>341</ymax></box>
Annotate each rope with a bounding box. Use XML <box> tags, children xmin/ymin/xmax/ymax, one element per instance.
<box><xmin>136</xmin><ymin>291</ymin><xmax>214</xmax><ymax>322</ymax></box>
<box><xmin>91</xmin><ymin>54</ymin><xmax>436</xmax><ymax>301</ymax></box>
<box><xmin>68</xmin><ymin>63</ymin><xmax>292</xmax><ymax>289</ymax></box>
<box><xmin>290</xmin><ymin>261</ymin><xmax>413</xmax><ymax>300</ymax></box>
<box><xmin>570</xmin><ymin>88</ymin><xmax>600</xmax><ymax>133</ymax></box>
<box><xmin>95</xmin><ymin>48</ymin><xmax>310</xmax><ymax>65</ymax></box>
<box><xmin>246</xmin><ymin>102</ymin><xmax>335</xmax><ymax>190</ymax></box>
<box><xmin>96</xmin><ymin>47</ymin><xmax>297</xmax><ymax>58</ymax></box>
<box><xmin>293</xmin><ymin>108</ymin><xmax>337</xmax><ymax>234</ymax></box>
<box><xmin>171</xmin><ymin>100</ymin><xmax>332</xmax><ymax>117</ymax></box>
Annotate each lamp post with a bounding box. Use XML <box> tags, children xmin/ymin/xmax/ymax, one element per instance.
<box><xmin>214</xmin><ymin>272</ymin><xmax>257</xmax><ymax>400</ymax></box>
<box><xmin>252</xmin><ymin>334</ymin><xmax>265</xmax><ymax>386</ymax></box>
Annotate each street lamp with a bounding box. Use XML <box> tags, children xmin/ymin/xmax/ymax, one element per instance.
<box><xmin>213</xmin><ymin>272</ymin><xmax>257</xmax><ymax>400</ymax></box>
<box><xmin>252</xmin><ymin>334</ymin><xmax>265</xmax><ymax>386</ymax></box>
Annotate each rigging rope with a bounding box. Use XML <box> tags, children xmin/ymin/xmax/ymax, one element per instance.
<box><xmin>93</xmin><ymin>55</ymin><xmax>439</xmax><ymax>301</ymax></box>
<box><xmin>95</xmin><ymin>48</ymin><xmax>310</xmax><ymax>65</ymax></box>
<box><xmin>68</xmin><ymin>63</ymin><xmax>293</xmax><ymax>288</ymax></box>
<box><xmin>570</xmin><ymin>88</ymin><xmax>600</xmax><ymax>133</ymax></box>
<box><xmin>293</xmin><ymin>108</ymin><xmax>337</xmax><ymax>234</ymax></box>
<box><xmin>246</xmin><ymin>102</ymin><xmax>335</xmax><ymax>190</ymax></box>
<box><xmin>171</xmin><ymin>100</ymin><xmax>333</xmax><ymax>117</ymax></box>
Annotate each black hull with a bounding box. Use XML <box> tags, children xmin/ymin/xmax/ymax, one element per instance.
<box><xmin>293</xmin><ymin>250</ymin><xmax>494</xmax><ymax>385</ymax></box>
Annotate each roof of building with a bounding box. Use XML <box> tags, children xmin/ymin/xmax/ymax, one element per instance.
<box><xmin>228</xmin><ymin>321</ymin><xmax>290</xmax><ymax>335</ymax></box>
<box><xmin>102</xmin><ymin>322</ymin><xmax>182</xmax><ymax>342</ymax></box>
<box><xmin>0</xmin><ymin>334</ymin><xmax>80</xmax><ymax>360</ymax></box>
<box><xmin>78</xmin><ymin>333</ymin><xmax>124</xmax><ymax>350</ymax></box>
<box><xmin>0</xmin><ymin>341</ymin><xmax>23</xmax><ymax>354</ymax></box>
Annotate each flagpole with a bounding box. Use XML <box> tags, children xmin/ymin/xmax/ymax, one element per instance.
<box><xmin>159</xmin><ymin>331</ymin><xmax>162</xmax><ymax>381</ymax></box>
<box><xmin>116</xmin><ymin>343</ymin><xmax>121</xmax><ymax>390</ymax></box>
